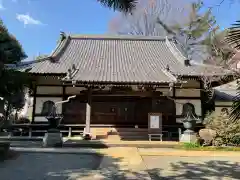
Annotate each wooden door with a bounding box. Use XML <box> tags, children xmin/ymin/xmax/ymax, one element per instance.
<box><xmin>134</xmin><ymin>97</ymin><xmax>152</xmax><ymax>125</ymax></box>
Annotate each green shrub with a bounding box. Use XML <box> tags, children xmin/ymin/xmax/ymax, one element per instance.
<box><xmin>183</xmin><ymin>142</ymin><xmax>201</xmax><ymax>148</ymax></box>
<box><xmin>231</xmin><ymin>133</ymin><xmax>240</xmax><ymax>146</ymax></box>
<box><xmin>203</xmin><ymin>112</ymin><xmax>240</xmax><ymax>146</ymax></box>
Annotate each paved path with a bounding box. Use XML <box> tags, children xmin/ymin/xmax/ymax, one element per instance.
<box><xmin>142</xmin><ymin>156</ymin><xmax>240</xmax><ymax>180</ymax></box>
<box><xmin>0</xmin><ymin>153</ymin><xmax>102</xmax><ymax>180</ymax></box>
<box><xmin>1</xmin><ymin>147</ymin><xmax>240</xmax><ymax>179</ymax></box>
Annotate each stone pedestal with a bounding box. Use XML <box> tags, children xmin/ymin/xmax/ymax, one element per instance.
<box><xmin>83</xmin><ymin>127</ymin><xmax>92</xmax><ymax>140</ymax></box>
<box><xmin>42</xmin><ymin>129</ymin><xmax>63</xmax><ymax>147</ymax></box>
<box><xmin>180</xmin><ymin>130</ymin><xmax>197</xmax><ymax>143</ymax></box>
<box><xmin>0</xmin><ymin>142</ymin><xmax>10</xmax><ymax>160</ymax></box>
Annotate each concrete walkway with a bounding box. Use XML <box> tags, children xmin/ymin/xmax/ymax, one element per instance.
<box><xmin>11</xmin><ymin>146</ymin><xmax>240</xmax><ymax>157</ymax></box>
<box><xmin>138</xmin><ymin>148</ymin><xmax>240</xmax><ymax>157</ymax></box>
<box><xmin>3</xmin><ymin>147</ymin><xmax>240</xmax><ymax>179</ymax></box>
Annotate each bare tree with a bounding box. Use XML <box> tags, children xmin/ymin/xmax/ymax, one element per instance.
<box><xmin>108</xmin><ymin>0</ymin><xmax>191</xmax><ymax>36</ymax></box>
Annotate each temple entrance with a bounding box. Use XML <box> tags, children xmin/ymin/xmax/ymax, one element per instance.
<box><xmin>91</xmin><ymin>96</ymin><xmax>150</xmax><ymax>125</ymax></box>
<box><xmin>63</xmin><ymin>94</ymin><xmax>176</xmax><ymax>127</ymax></box>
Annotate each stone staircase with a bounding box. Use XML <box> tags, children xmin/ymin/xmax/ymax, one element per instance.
<box><xmin>91</xmin><ymin>128</ymin><xmax>111</xmax><ymax>140</ymax></box>
<box><xmin>91</xmin><ymin>127</ymin><xmax>149</xmax><ymax>141</ymax></box>
<box><xmin>113</xmin><ymin>128</ymin><xmax>149</xmax><ymax>141</ymax></box>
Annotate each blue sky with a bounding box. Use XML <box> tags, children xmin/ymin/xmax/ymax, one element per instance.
<box><xmin>0</xmin><ymin>0</ymin><xmax>239</xmax><ymax>59</ymax></box>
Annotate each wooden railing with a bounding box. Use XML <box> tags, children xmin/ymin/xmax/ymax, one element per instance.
<box><xmin>1</xmin><ymin>124</ymin><xmax>85</xmax><ymax>138</ymax></box>
<box><xmin>0</xmin><ymin>123</ymin><xmax>205</xmax><ymax>140</ymax></box>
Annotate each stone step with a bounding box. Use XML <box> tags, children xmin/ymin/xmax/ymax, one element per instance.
<box><xmin>115</xmin><ymin>128</ymin><xmax>148</xmax><ymax>132</ymax></box>
<box><xmin>120</xmin><ymin>135</ymin><xmax>149</xmax><ymax>141</ymax></box>
<box><xmin>107</xmin><ymin>135</ymin><xmax>121</xmax><ymax>141</ymax></box>
<box><xmin>117</xmin><ymin>131</ymin><xmax>149</xmax><ymax>136</ymax></box>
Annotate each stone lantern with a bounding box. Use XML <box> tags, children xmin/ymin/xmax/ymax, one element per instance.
<box><xmin>42</xmin><ymin>96</ymin><xmax>76</xmax><ymax>147</ymax></box>
<box><xmin>180</xmin><ymin>103</ymin><xmax>199</xmax><ymax>143</ymax></box>
<box><xmin>43</xmin><ymin>105</ymin><xmax>63</xmax><ymax>147</ymax></box>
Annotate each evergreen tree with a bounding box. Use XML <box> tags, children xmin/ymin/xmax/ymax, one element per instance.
<box><xmin>0</xmin><ymin>18</ymin><xmax>29</xmax><ymax>119</ymax></box>
<box><xmin>202</xmin><ymin>30</ymin><xmax>235</xmax><ymax>66</ymax></box>
<box><xmin>163</xmin><ymin>0</ymin><xmax>219</xmax><ymax>62</ymax></box>
<box><xmin>0</xmin><ymin>19</ymin><xmax>26</xmax><ymax>65</ymax></box>
<box><xmin>230</xmin><ymin>81</ymin><xmax>240</xmax><ymax>122</ymax></box>
<box><xmin>98</xmin><ymin>0</ymin><xmax>136</xmax><ymax>13</ymax></box>
<box><xmin>226</xmin><ymin>21</ymin><xmax>240</xmax><ymax>122</ymax></box>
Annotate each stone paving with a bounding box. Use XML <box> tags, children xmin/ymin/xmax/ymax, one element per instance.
<box><xmin>142</xmin><ymin>156</ymin><xmax>240</xmax><ymax>180</ymax></box>
<box><xmin>0</xmin><ymin>153</ymin><xmax>102</xmax><ymax>180</ymax></box>
<box><xmin>0</xmin><ymin>147</ymin><xmax>240</xmax><ymax>180</ymax></box>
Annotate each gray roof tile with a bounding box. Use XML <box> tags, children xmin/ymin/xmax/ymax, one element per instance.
<box><xmin>19</xmin><ymin>34</ymin><xmax>232</xmax><ymax>84</ymax></box>
<box><xmin>214</xmin><ymin>80</ymin><xmax>239</xmax><ymax>101</ymax></box>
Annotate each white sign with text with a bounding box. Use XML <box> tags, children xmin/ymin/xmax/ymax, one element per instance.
<box><xmin>150</xmin><ymin>115</ymin><xmax>160</xmax><ymax>129</ymax></box>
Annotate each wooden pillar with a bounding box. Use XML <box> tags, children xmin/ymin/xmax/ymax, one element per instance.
<box><xmin>85</xmin><ymin>87</ymin><xmax>92</xmax><ymax>135</ymax></box>
<box><xmin>200</xmin><ymin>80</ymin><xmax>208</xmax><ymax>120</ymax></box>
<box><xmin>62</xmin><ymin>86</ymin><xmax>66</xmax><ymax>115</ymax></box>
<box><xmin>173</xmin><ymin>86</ymin><xmax>176</xmax><ymax>98</ymax></box>
<box><xmin>31</xmin><ymin>82</ymin><xmax>37</xmax><ymax>123</ymax></box>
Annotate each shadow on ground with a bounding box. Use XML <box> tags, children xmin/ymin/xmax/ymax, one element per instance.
<box><xmin>0</xmin><ymin>149</ymin><xmax>239</xmax><ymax>179</ymax></box>
<box><xmin>43</xmin><ymin>158</ymin><xmax>240</xmax><ymax>179</ymax></box>
<box><xmin>147</xmin><ymin>160</ymin><xmax>240</xmax><ymax>180</ymax></box>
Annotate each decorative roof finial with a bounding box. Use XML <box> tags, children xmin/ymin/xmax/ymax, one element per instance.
<box><xmin>72</xmin><ymin>64</ymin><xmax>76</xmax><ymax>71</ymax></box>
<box><xmin>60</xmin><ymin>31</ymin><xmax>66</xmax><ymax>41</ymax></box>
<box><xmin>166</xmin><ymin>64</ymin><xmax>170</xmax><ymax>71</ymax></box>
<box><xmin>67</xmin><ymin>68</ymin><xmax>72</xmax><ymax>79</ymax></box>
<box><xmin>184</xmin><ymin>59</ymin><xmax>191</xmax><ymax>66</ymax></box>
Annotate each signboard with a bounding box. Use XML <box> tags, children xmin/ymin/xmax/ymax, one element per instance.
<box><xmin>150</xmin><ymin>115</ymin><xmax>160</xmax><ymax>129</ymax></box>
<box><xmin>148</xmin><ymin>113</ymin><xmax>162</xmax><ymax>133</ymax></box>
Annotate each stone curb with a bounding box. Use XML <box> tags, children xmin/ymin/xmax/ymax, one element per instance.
<box><xmin>138</xmin><ymin>151</ymin><xmax>240</xmax><ymax>157</ymax></box>
<box><xmin>11</xmin><ymin>147</ymin><xmax>101</xmax><ymax>154</ymax></box>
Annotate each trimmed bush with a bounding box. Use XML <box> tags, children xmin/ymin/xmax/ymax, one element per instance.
<box><xmin>203</xmin><ymin>112</ymin><xmax>240</xmax><ymax>146</ymax></box>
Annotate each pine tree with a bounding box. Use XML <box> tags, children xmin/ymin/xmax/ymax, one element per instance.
<box><xmin>202</xmin><ymin>30</ymin><xmax>235</xmax><ymax>66</ymax></box>
<box><xmin>167</xmin><ymin>0</ymin><xmax>219</xmax><ymax>61</ymax></box>
<box><xmin>98</xmin><ymin>0</ymin><xmax>136</xmax><ymax>13</ymax></box>
<box><xmin>230</xmin><ymin>81</ymin><xmax>240</xmax><ymax>122</ymax></box>
<box><xmin>226</xmin><ymin>21</ymin><xmax>240</xmax><ymax>122</ymax></box>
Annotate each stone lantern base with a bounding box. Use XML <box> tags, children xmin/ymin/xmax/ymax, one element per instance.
<box><xmin>42</xmin><ymin>129</ymin><xmax>63</xmax><ymax>147</ymax></box>
<box><xmin>180</xmin><ymin>130</ymin><xmax>197</xmax><ymax>143</ymax></box>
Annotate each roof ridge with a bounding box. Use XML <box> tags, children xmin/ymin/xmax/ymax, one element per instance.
<box><xmin>191</xmin><ymin>61</ymin><xmax>228</xmax><ymax>69</ymax></box>
<box><xmin>50</xmin><ymin>35</ymin><xmax>70</xmax><ymax>59</ymax></box>
<box><xmin>165</xmin><ymin>36</ymin><xmax>186</xmax><ymax>65</ymax></box>
<box><xmin>6</xmin><ymin>58</ymin><xmax>48</xmax><ymax>68</ymax></box>
<box><xmin>161</xmin><ymin>68</ymin><xmax>178</xmax><ymax>82</ymax></box>
<box><xmin>69</xmin><ymin>34</ymin><xmax>174</xmax><ymax>41</ymax></box>
<box><xmin>228</xmin><ymin>50</ymin><xmax>240</xmax><ymax>64</ymax></box>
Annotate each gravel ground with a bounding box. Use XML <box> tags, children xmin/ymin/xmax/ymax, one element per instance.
<box><xmin>0</xmin><ymin>153</ymin><xmax>103</xmax><ymax>180</ymax></box>
<box><xmin>142</xmin><ymin>156</ymin><xmax>240</xmax><ymax>180</ymax></box>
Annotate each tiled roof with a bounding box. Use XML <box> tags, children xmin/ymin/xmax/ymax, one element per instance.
<box><xmin>16</xmin><ymin>34</ymin><xmax>232</xmax><ymax>84</ymax></box>
<box><xmin>214</xmin><ymin>80</ymin><xmax>239</xmax><ymax>101</ymax></box>
<box><xmin>227</xmin><ymin>51</ymin><xmax>240</xmax><ymax>70</ymax></box>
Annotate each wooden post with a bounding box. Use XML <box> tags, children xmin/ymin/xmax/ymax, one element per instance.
<box><xmin>84</xmin><ymin>88</ymin><xmax>92</xmax><ymax>136</ymax></box>
<box><xmin>31</xmin><ymin>82</ymin><xmax>37</xmax><ymax>123</ymax></box>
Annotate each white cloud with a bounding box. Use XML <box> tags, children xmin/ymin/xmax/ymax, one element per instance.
<box><xmin>0</xmin><ymin>0</ymin><xmax>5</xmax><ymax>10</ymax></box>
<box><xmin>16</xmin><ymin>13</ymin><xmax>44</xmax><ymax>27</ymax></box>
